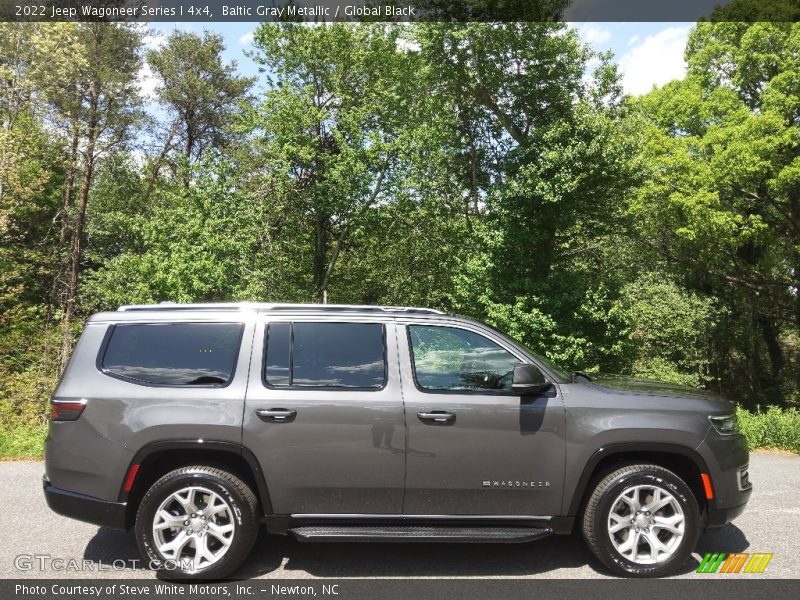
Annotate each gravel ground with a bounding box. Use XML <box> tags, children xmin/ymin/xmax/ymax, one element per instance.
<box><xmin>1</xmin><ymin>450</ymin><xmax>797</xmax><ymax>579</ymax></box>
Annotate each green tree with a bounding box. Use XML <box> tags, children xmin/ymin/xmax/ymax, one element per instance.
<box><xmin>248</xmin><ymin>23</ymin><xmax>423</xmax><ymax>302</ymax></box>
<box><xmin>0</xmin><ymin>23</ymin><xmax>84</xmax><ymax>206</ymax></box>
<box><xmin>616</xmin><ymin>274</ymin><xmax>718</xmax><ymax>387</ymax></box>
<box><xmin>413</xmin><ymin>23</ymin><xmax>637</xmax><ymax>371</ymax></box>
<box><xmin>146</xmin><ymin>30</ymin><xmax>254</xmax><ymax>166</ymax></box>
<box><xmin>82</xmin><ymin>159</ymin><xmax>272</xmax><ymax>308</ymax></box>
<box><xmin>0</xmin><ymin>24</ymin><xmax>85</xmax><ymax>429</ymax></box>
<box><xmin>57</xmin><ymin>23</ymin><xmax>143</xmax><ymax>368</ymax></box>
<box><xmin>632</xmin><ymin>22</ymin><xmax>800</xmax><ymax>405</ymax></box>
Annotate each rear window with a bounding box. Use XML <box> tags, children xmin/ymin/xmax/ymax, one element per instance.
<box><xmin>265</xmin><ymin>322</ymin><xmax>386</xmax><ymax>389</ymax></box>
<box><xmin>101</xmin><ymin>323</ymin><xmax>244</xmax><ymax>386</ymax></box>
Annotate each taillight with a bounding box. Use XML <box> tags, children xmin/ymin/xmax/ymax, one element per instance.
<box><xmin>50</xmin><ymin>399</ymin><xmax>87</xmax><ymax>421</ymax></box>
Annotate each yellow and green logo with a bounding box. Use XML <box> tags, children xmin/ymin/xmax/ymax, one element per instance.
<box><xmin>696</xmin><ymin>552</ymin><xmax>773</xmax><ymax>574</ymax></box>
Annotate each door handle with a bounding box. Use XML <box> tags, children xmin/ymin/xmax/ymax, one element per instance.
<box><xmin>256</xmin><ymin>408</ymin><xmax>297</xmax><ymax>423</ymax></box>
<box><xmin>417</xmin><ymin>411</ymin><xmax>456</xmax><ymax>425</ymax></box>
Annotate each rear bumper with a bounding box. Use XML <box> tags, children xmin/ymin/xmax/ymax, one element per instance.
<box><xmin>43</xmin><ymin>476</ymin><xmax>128</xmax><ymax>531</ymax></box>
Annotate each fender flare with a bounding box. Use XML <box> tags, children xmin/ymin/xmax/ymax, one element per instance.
<box><xmin>118</xmin><ymin>439</ymin><xmax>273</xmax><ymax>516</ymax></box>
<box><xmin>566</xmin><ymin>442</ymin><xmax>713</xmax><ymax>516</ymax></box>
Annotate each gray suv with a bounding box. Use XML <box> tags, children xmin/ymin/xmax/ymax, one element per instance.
<box><xmin>44</xmin><ymin>303</ymin><xmax>751</xmax><ymax>579</ymax></box>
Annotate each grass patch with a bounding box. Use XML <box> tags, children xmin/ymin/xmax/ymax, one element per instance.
<box><xmin>737</xmin><ymin>405</ymin><xmax>800</xmax><ymax>454</ymax></box>
<box><xmin>0</xmin><ymin>424</ymin><xmax>46</xmax><ymax>459</ymax></box>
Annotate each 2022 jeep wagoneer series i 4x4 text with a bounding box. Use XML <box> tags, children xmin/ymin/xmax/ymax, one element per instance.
<box><xmin>44</xmin><ymin>303</ymin><xmax>751</xmax><ymax>579</ymax></box>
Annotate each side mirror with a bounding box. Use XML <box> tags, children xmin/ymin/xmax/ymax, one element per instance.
<box><xmin>512</xmin><ymin>363</ymin><xmax>551</xmax><ymax>394</ymax></box>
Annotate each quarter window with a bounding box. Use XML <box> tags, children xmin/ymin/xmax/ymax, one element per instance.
<box><xmin>265</xmin><ymin>322</ymin><xmax>386</xmax><ymax>389</ymax></box>
<box><xmin>101</xmin><ymin>323</ymin><xmax>243</xmax><ymax>386</ymax></box>
<box><xmin>408</xmin><ymin>325</ymin><xmax>519</xmax><ymax>392</ymax></box>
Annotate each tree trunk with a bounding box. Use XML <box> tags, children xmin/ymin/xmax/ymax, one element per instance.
<box><xmin>59</xmin><ymin>88</ymin><xmax>99</xmax><ymax>371</ymax></box>
<box><xmin>313</xmin><ymin>212</ymin><xmax>329</xmax><ymax>303</ymax></box>
<box><xmin>0</xmin><ymin>27</ymin><xmax>25</xmax><ymax>206</ymax></box>
<box><xmin>183</xmin><ymin>121</ymin><xmax>194</xmax><ymax>187</ymax></box>
<box><xmin>756</xmin><ymin>315</ymin><xmax>784</xmax><ymax>405</ymax></box>
<box><xmin>315</xmin><ymin>162</ymin><xmax>390</xmax><ymax>302</ymax></box>
<box><xmin>0</xmin><ymin>116</ymin><xmax>10</xmax><ymax>206</ymax></box>
<box><xmin>58</xmin><ymin>121</ymin><xmax>81</xmax><ymax>244</ymax></box>
<box><xmin>49</xmin><ymin>119</ymin><xmax>81</xmax><ymax>308</ymax></box>
<box><xmin>185</xmin><ymin>120</ymin><xmax>194</xmax><ymax>161</ymax></box>
<box><xmin>143</xmin><ymin>118</ymin><xmax>179</xmax><ymax>205</ymax></box>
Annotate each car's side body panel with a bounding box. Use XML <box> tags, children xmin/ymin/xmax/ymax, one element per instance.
<box><xmin>396</xmin><ymin>318</ymin><xmax>567</xmax><ymax>516</ymax></box>
<box><xmin>242</xmin><ymin>316</ymin><xmax>406</xmax><ymax>514</ymax></box>
<box><xmin>559</xmin><ymin>383</ymin><xmax>716</xmax><ymax>515</ymax></box>
<box><xmin>560</xmin><ymin>382</ymin><xmax>751</xmax><ymax>518</ymax></box>
<box><xmin>45</xmin><ymin>312</ymin><xmax>256</xmax><ymax>501</ymax></box>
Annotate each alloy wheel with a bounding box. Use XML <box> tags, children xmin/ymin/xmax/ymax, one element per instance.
<box><xmin>151</xmin><ymin>485</ymin><xmax>235</xmax><ymax>572</ymax></box>
<box><xmin>607</xmin><ymin>484</ymin><xmax>686</xmax><ymax>565</ymax></box>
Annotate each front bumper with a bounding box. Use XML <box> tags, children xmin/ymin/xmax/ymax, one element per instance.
<box><xmin>698</xmin><ymin>432</ymin><xmax>752</xmax><ymax>530</ymax></box>
<box><xmin>706</xmin><ymin>497</ymin><xmax>750</xmax><ymax>529</ymax></box>
<box><xmin>43</xmin><ymin>476</ymin><xmax>128</xmax><ymax>531</ymax></box>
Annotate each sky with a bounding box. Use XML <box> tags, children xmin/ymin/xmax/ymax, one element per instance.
<box><xmin>139</xmin><ymin>21</ymin><xmax>695</xmax><ymax>101</ymax></box>
<box><xmin>572</xmin><ymin>22</ymin><xmax>693</xmax><ymax>95</ymax></box>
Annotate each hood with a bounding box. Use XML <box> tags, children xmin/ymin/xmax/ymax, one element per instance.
<box><xmin>577</xmin><ymin>373</ymin><xmax>734</xmax><ymax>411</ymax></box>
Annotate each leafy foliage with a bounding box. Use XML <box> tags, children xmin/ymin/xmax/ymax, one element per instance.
<box><xmin>737</xmin><ymin>405</ymin><xmax>800</xmax><ymax>454</ymax></box>
<box><xmin>147</xmin><ymin>30</ymin><xmax>253</xmax><ymax>160</ymax></box>
<box><xmin>616</xmin><ymin>274</ymin><xmax>718</xmax><ymax>387</ymax></box>
<box><xmin>631</xmin><ymin>21</ymin><xmax>800</xmax><ymax>405</ymax></box>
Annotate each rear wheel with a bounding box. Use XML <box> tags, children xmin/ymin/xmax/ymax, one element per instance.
<box><xmin>582</xmin><ymin>464</ymin><xmax>700</xmax><ymax>577</ymax></box>
<box><xmin>135</xmin><ymin>466</ymin><xmax>259</xmax><ymax>579</ymax></box>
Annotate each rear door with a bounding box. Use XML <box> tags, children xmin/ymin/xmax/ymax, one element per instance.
<box><xmin>243</xmin><ymin>316</ymin><xmax>406</xmax><ymax>514</ymax></box>
<box><xmin>398</xmin><ymin>320</ymin><xmax>566</xmax><ymax>516</ymax></box>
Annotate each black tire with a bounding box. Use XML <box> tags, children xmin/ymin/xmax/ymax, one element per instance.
<box><xmin>135</xmin><ymin>466</ymin><xmax>259</xmax><ymax>580</ymax></box>
<box><xmin>582</xmin><ymin>463</ymin><xmax>701</xmax><ymax>577</ymax></box>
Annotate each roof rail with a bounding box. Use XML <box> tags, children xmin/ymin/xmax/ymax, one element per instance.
<box><xmin>266</xmin><ymin>304</ymin><xmax>445</xmax><ymax>315</ymax></box>
<box><xmin>118</xmin><ymin>302</ymin><xmax>244</xmax><ymax>312</ymax></box>
<box><xmin>117</xmin><ymin>302</ymin><xmax>445</xmax><ymax>315</ymax></box>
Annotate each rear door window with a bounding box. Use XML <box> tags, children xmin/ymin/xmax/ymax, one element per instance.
<box><xmin>101</xmin><ymin>323</ymin><xmax>244</xmax><ymax>386</ymax></box>
<box><xmin>264</xmin><ymin>322</ymin><xmax>386</xmax><ymax>389</ymax></box>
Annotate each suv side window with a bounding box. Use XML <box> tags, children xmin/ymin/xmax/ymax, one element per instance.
<box><xmin>100</xmin><ymin>322</ymin><xmax>244</xmax><ymax>386</ymax></box>
<box><xmin>265</xmin><ymin>322</ymin><xmax>386</xmax><ymax>389</ymax></box>
<box><xmin>408</xmin><ymin>324</ymin><xmax>519</xmax><ymax>392</ymax></box>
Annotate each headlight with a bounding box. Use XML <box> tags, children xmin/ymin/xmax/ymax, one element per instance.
<box><xmin>709</xmin><ymin>414</ymin><xmax>738</xmax><ymax>435</ymax></box>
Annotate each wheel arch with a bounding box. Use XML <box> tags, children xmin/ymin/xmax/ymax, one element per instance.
<box><xmin>567</xmin><ymin>442</ymin><xmax>713</xmax><ymax>518</ymax></box>
<box><xmin>120</xmin><ymin>440</ymin><xmax>272</xmax><ymax>529</ymax></box>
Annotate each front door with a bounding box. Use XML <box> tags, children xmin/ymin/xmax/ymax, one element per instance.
<box><xmin>244</xmin><ymin>318</ymin><xmax>405</xmax><ymax>514</ymax></box>
<box><xmin>398</xmin><ymin>321</ymin><xmax>565</xmax><ymax>516</ymax></box>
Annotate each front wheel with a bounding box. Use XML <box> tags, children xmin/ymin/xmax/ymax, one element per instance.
<box><xmin>582</xmin><ymin>464</ymin><xmax>701</xmax><ymax>577</ymax></box>
<box><xmin>135</xmin><ymin>466</ymin><xmax>259</xmax><ymax>579</ymax></box>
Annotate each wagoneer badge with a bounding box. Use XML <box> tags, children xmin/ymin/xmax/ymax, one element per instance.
<box><xmin>482</xmin><ymin>480</ymin><xmax>550</xmax><ymax>488</ymax></box>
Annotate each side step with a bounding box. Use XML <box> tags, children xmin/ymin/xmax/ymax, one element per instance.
<box><xmin>289</xmin><ymin>525</ymin><xmax>552</xmax><ymax>543</ymax></box>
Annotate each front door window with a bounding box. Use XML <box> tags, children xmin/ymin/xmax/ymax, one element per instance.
<box><xmin>408</xmin><ymin>325</ymin><xmax>519</xmax><ymax>392</ymax></box>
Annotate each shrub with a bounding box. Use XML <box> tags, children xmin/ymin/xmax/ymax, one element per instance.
<box><xmin>737</xmin><ymin>405</ymin><xmax>800</xmax><ymax>454</ymax></box>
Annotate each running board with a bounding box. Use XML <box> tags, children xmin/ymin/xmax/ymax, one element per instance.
<box><xmin>288</xmin><ymin>525</ymin><xmax>552</xmax><ymax>543</ymax></box>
